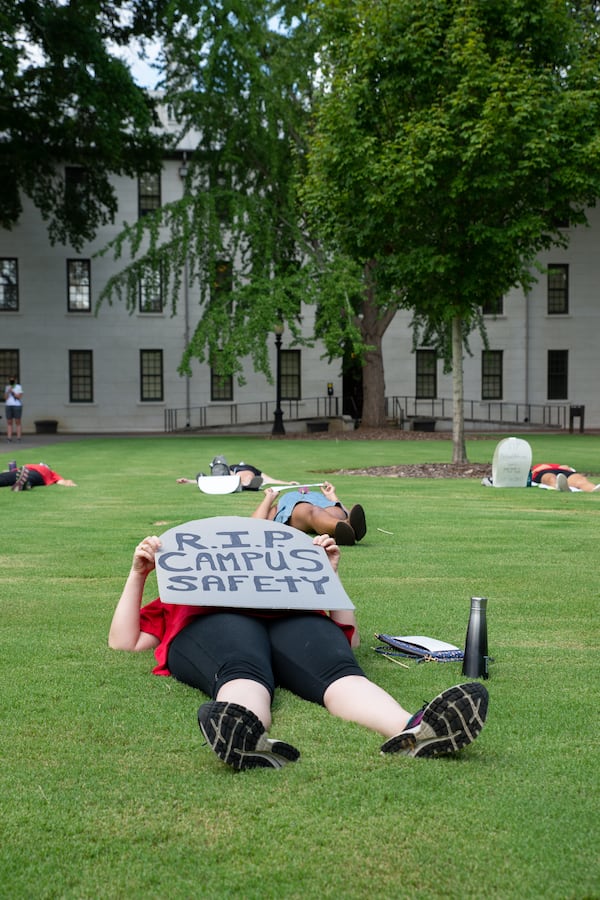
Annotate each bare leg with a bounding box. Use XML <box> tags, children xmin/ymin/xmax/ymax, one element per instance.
<box><xmin>540</xmin><ymin>473</ymin><xmax>559</xmax><ymax>488</ymax></box>
<box><xmin>289</xmin><ymin>502</ymin><xmax>347</xmax><ymax>537</ymax></box>
<box><xmin>323</xmin><ymin>675</ymin><xmax>412</xmax><ymax>737</ymax></box>
<box><xmin>15</xmin><ymin>416</ymin><xmax>21</xmax><ymax>439</ymax></box>
<box><xmin>215</xmin><ymin>678</ymin><xmax>272</xmax><ymax>730</ymax></box>
<box><xmin>567</xmin><ymin>473</ymin><xmax>599</xmax><ymax>492</ymax></box>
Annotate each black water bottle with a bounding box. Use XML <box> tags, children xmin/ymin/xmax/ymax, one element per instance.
<box><xmin>462</xmin><ymin>596</ymin><xmax>489</xmax><ymax>679</ymax></box>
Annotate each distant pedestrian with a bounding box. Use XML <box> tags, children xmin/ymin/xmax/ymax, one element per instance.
<box><xmin>4</xmin><ymin>375</ymin><xmax>23</xmax><ymax>442</ymax></box>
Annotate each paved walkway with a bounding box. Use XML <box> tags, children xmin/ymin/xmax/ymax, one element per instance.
<box><xmin>2</xmin><ymin>432</ymin><xmax>163</xmax><ymax>454</ymax></box>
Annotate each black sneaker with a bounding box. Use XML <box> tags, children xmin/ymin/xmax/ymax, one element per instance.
<box><xmin>380</xmin><ymin>682</ymin><xmax>489</xmax><ymax>758</ymax></box>
<box><xmin>11</xmin><ymin>466</ymin><xmax>30</xmax><ymax>492</ymax></box>
<box><xmin>348</xmin><ymin>505</ymin><xmax>367</xmax><ymax>541</ymax></box>
<box><xmin>334</xmin><ymin>520</ymin><xmax>356</xmax><ymax>546</ymax></box>
<box><xmin>198</xmin><ymin>701</ymin><xmax>300</xmax><ymax>770</ymax></box>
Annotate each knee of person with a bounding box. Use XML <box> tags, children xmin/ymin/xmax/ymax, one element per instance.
<box><xmin>214</xmin><ymin>658</ymin><xmax>275</xmax><ymax>697</ymax></box>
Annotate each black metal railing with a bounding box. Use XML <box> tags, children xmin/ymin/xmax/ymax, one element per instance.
<box><xmin>165</xmin><ymin>394</ymin><xmax>568</xmax><ymax>432</ymax></box>
<box><xmin>164</xmin><ymin>395</ymin><xmax>341</xmax><ymax>433</ymax></box>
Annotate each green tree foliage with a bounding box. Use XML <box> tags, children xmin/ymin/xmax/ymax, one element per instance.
<box><xmin>100</xmin><ymin>0</ymin><xmax>322</xmax><ymax>382</ymax></box>
<box><xmin>0</xmin><ymin>0</ymin><xmax>167</xmax><ymax>250</ymax></box>
<box><xmin>303</xmin><ymin>0</ymin><xmax>600</xmax><ymax>452</ymax></box>
<box><xmin>99</xmin><ymin>0</ymin><xmax>600</xmax><ymax>443</ymax></box>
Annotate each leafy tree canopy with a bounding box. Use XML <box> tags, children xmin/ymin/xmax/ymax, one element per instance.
<box><xmin>100</xmin><ymin>0</ymin><xmax>323</xmax><ymax>382</ymax></box>
<box><xmin>303</xmin><ymin>0</ymin><xmax>600</xmax><ymax>361</ymax></box>
<box><xmin>98</xmin><ymin>0</ymin><xmax>600</xmax><ymax>422</ymax></box>
<box><xmin>0</xmin><ymin>0</ymin><xmax>168</xmax><ymax>249</ymax></box>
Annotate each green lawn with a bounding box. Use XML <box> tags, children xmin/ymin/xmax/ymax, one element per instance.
<box><xmin>1</xmin><ymin>433</ymin><xmax>598</xmax><ymax>899</ymax></box>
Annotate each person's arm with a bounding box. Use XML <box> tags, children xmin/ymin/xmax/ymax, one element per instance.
<box><xmin>320</xmin><ymin>481</ymin><xmax>341</xmax><ymax>503</ymax></box>
<box><xmin>56</xmin><ymin>478</ymin><xmax>77</xmax><ymax>487</ymax></box>
<box><xmin>251</xmin><ymin>487</ymin><xmax>278</xmax><ymax>520</ymax></box>
<box><xmin>176</xmin><ymin>477</ymin><xmax>196</xmax><ymax>484</ymax></box>
<box><xmin>108</xmin><ymin>537</ymin><xmax>161</xmax><ymax>651</ymax></box>
<box><xmin>313</xmin><ymin>534</ymin><xmax>360</xmax><ymax>648</ymax></box>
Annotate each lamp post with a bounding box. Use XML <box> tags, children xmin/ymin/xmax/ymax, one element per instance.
<box><xmin>272</xmin><ymin>322</ymin><xmax>285</xmax><ymax>435</ymax></box>
<box><xmin>178</xmin><ymin>156</ymin><xmax>191</xmax><ymax>428</ymax></box>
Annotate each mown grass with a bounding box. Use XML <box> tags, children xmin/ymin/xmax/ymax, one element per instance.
<box><xmin>1</xmin><ymin>432</ymin><xmax>598</xmax><ymax>899</ymax></box>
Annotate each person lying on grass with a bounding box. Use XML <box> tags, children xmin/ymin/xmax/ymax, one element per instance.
<box><xmin>0</xmin><ymin>463</ymin><xmax>77</xmax><ymax>491</ymax></box>
<box><xmin>108</xmin><ymin>531</ymin><xmax>489</xmax><ymax>770</ymax></box>
<box><xmin>252</xmin><ymin>480</ymin><xmax>367</xmax><ymax>546</ymax></box>
<box><xmin>531</xmin><ymin>462</ymin><xmax>600</xmax><ymax>492</ymax></box>
<box><xmin>176</xmin><ymin>459</ymin><xmax>295</xmax><ymax>491</ymax></box>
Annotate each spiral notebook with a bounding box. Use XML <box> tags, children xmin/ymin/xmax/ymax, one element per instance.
<box><xmin>374</xmin><ymin>634</ymin><xmax>464</xmax><ymax>662</ymax></box>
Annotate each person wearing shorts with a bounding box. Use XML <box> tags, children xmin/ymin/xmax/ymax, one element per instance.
<box><xmin>531</xmin><ymin>463</ymin><xmax>600</xmax><ymax>492</ymax></box>
<box><xmin>252</xmin><ymin>480</ymin><xmax>367</xmax><ymax>546</ymax></box>
<box><xmin>4</xmin><ymin>375</ymin><xmax>23</xmax><ymax>441</ymax></box>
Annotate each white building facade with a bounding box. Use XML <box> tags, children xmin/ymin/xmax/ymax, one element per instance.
<box><xmin>1</xmin><ymin>142</ymin><xmax>599</xmax><ymax>434</ymax></box>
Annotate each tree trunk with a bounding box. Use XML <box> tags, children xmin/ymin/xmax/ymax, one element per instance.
<box><xmin>357</xmin><ymin>264</ymin><xmax>397</xmax><ymax>428</ymax></box>
<box><xmin>451</xmin><ymin>315</ymin><xmax>468</xmax><ymax>463</ymax></box>
<box><xmin>361</xmin><ymin>334</ymin><xmax>387</xmax><ymax>427</ymax></box>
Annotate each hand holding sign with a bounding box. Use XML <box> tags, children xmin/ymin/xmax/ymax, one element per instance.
<box><xmin>156</xmin><ymin>516</ymin><xmax>355</xmax><ymax>611</ymax></box>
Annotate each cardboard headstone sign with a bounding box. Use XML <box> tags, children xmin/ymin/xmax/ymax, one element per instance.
<box><xmin>156</xmin><ymin>516</ymin><xmax>355</xmax><ymax>611</ymax></box>
<box><xmin>196</xmin><ymin>474</ymin><xmax>241</xmax><ymax>494</ymax></box>
<box><xmin>491</xmin><ymin>437</ymin><xmax>532</xmax><ymax>488</ymax></box>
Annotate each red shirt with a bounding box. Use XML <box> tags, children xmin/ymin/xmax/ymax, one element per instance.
<box><xmin>25</xmin><ymin>464</ymin><xmax>62</xmax><ymax>485</ymax></box>
<box><xmin>531</xmin><ymin>463</ymin><xmax>575</xmax><ymax>480</ymax></box>
<box><xmin>140</xmin><ymin>599</ymin><xmax>355</xmax><ymax>676</ymax></box>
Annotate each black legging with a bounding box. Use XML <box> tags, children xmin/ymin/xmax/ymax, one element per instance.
<box><xmin>0</xmin><ymin>469</ymin><xmax>45</xmax><ymax>488</ymax></box>
<box><xmin>167</xmin><ymin>610</ymin><xmax>364</xmax><ymax>705</ymax></box>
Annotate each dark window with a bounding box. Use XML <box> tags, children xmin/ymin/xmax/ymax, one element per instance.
<box><xmin>0</xmin><ymin>349</ymin><xmax>19</xmax><ymax>385</ymax></box>
<box><xmin>69</xmin><ymin>350</ymin><xmax>93</xmax><ymax>402</ymax></box>
<box><xmin>138</xmin><ymin>173</ymin><xmax>161</xmax><ymax>217</ymax></box>
<box><xmin>281</xmin><ymin>349</ymin><xmax>301</xmax><ymax>400</ymax></box>
<box><xmin>140</xmin><ymin>350</ymin><xmax>163</xmax><ymax>401</ymax></box>
<box><xmin>481</xmin><ymin>295</ymin><xmax>503</xmax><ymax>316</ymax></box>
<box><xmin>481</xmin><ymin>350</ymin><xmax>503</xmax><ymax>400</ymax></box>
<box><xmin>416</xmin><ymin>349</ymin><xmax>437</xmax><ymax>399</ymax></box>
<box><xmin>67</xmin><ymin>260</ymin><xmax>91</xmax><ymax>312</ymax></box>
<box><xmin>547</xmin><ymin>350</ymin><xmax>568</xmax><ymax>399</ymax></box>
<box><xmin>211</xmin><ymin>369</ymin><xmax>233</xmax><ymax>401</ymax></box>
<box><xmin>139</xmin><ymin>269</ymin><xmax>163</xmax><ymax>313</ymax></box>
<box><xmin>0</xmin><ymin>259</ymin><xmax>18</xmax><ymax>311</ymax></box>
<box><xmin>547</xmin><ymin>264</ymin><xmax>569</xmax><ymax>314</ymax></box>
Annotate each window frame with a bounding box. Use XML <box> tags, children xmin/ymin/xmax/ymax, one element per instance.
<box><xmin>210</xmin><ymin>369</ymin><xmax>234</xmax><ymax>402</ymax></box>
<box><xmin>279</xmin><ymin>349</ymin><xmax>301</xmax><ymax>401</ymax></box>
<box><xmin>140</xmin><ymin>349</ymin><xmax>164</xmax><ymax>402</ymax></box>
<box><xmin>0</xmin><ymin>258</ymin><xmax>19</xmax><ymax>311</ymax></box>
<box><xmin>0</xmin><ymin>349</ymin><xmax>20</xmax><ymax>386</ymax></box>
<box><xmin>67</xmin><ymin>259</ymin><xmax>92</xmax><ymax>312</ymax></box>
<box><xmin>547</xmin><ymin>264</ymin><xmax>569</xmax><ymax>315</ymax></box>
<box><xmin>547</xmin><ymin>349</ymin><xmax>568</xmax><ymax>400</ymax></box>
<box><xmin>138</xmin><ymin>172</ymin><xmax>161</xmax><ymax>218</ymax></box>
<box><xmin>138</xmin><ymin>267</ymin><xmax>164</xmax><ymax>314</ymax></box>
<box><xmin>481</xmin><ymin>350</ymin><xmax>503</xmax><ymax>400</ymax></box>
<box><xmin>69</xmin><ymin>350</ymin><xmax>94</xmax><ymax>402</ymax></box>
<box><xmin>481</xmin><ymin>295</ymin><xmax>504</xmax><ymax>317</ymax></box>
<box><xmin>415</xmin><ymin>349</ymin><xmax>437</xmax><ymax>399</ymax></box>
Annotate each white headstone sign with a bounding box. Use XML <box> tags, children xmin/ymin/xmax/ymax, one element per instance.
<box><xmin>492</xmin><ymin>437</ymin><xmax>532</xmax><ymax>488</ymax></box>
<box><xmin>156</xmin><ymin>516</ymin><xmax>355</xmax><ymax>611</ymax></box>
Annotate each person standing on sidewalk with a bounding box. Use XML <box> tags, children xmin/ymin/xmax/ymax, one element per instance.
<box><xmin>4</xmin><ymin>375</ymin><xmax>23</xmax><ymax>442</ymax></box>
